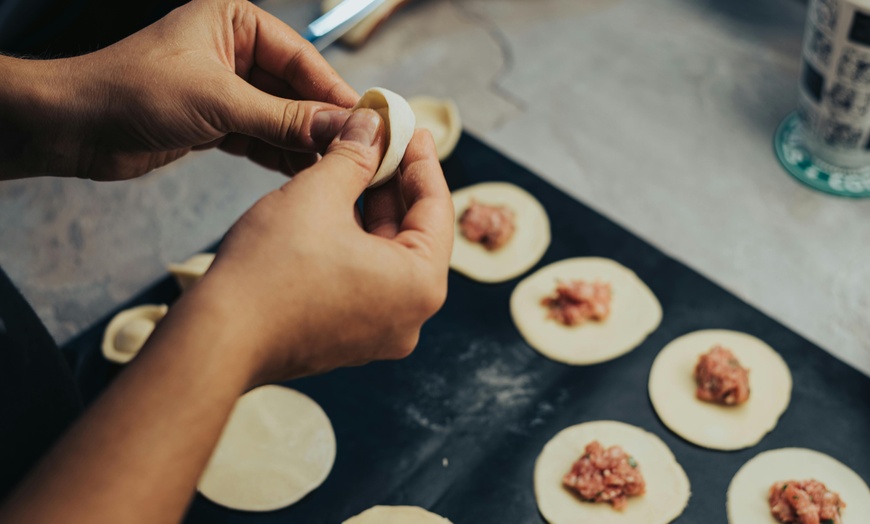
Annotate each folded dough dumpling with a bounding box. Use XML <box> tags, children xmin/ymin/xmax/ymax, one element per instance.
<box><xmin>408</xmin><ymin>96</ymin><xmax>461</xmax><ymax>161</ymax></box>
<box><xmin>102</xmin><ymin>304</ymin><xmax>169</xmax><ymax>364</ymax></box>
<box><xmin>167</xmin><ymin>253</ymin><xmax>215</xmax><ymax>293</ymax></box>
<box><xmin>352</xmin><ymin>88</ymin><xmax>415</xmax><ymax>188</ymax></box>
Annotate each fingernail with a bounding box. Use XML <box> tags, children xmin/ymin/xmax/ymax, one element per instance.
<box><xmin>338</xmin><ymin>109</ymin><xmax>382</xmax><ymax>146</ymax></box>
<box><xmin>311</xmin><ymin>110</ymin><xmax>351</xmax><ymax>144</ymax></box>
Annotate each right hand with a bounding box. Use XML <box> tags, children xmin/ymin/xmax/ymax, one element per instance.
<box><xmin>189</xmin><ymin>110</ymin><xmax>454</xmax><ymax>384</ymax></box>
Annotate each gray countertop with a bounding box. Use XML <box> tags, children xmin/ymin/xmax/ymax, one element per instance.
<box><xmin>2</xmin><ymin>0</ymin><xmax>868</xmax><ymax>376</ymax></box>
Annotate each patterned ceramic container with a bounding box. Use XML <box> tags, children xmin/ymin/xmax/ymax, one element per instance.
<box><xmin>799</xmin><ymin>0</ymin><xmax>870</xmax><ymax>168</ymax></box>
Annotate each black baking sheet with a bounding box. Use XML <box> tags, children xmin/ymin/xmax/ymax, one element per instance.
<box><xmin>62</xmin><ymin>133</ymin><xmax>870</xmax><ymax>524</ymax></box>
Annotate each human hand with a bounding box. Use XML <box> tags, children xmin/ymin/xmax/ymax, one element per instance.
<box><xmin>184</xmin><ymin>110</ymin><xmax>453</xmax><ymax>384</ymax></box>
<box><xmin>0</xmin><ymin>0</ymin><xmax>357</xmax><ymax>181</ymax></box>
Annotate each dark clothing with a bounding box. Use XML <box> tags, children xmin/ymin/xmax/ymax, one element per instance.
<box><xmin>0</xmin><ymin>0</ymin><xmax>185</xmax><ymax>56</ymax></box>
<box><xmin>0</xmin><ymin>266</ymin><xmax>82</xmax><ymax>499</ymax></box>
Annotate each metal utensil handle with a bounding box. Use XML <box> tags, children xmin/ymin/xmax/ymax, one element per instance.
<box><xmin>303</xmin><ymin>0</ymin><xmax>387</xmax><ymax>51</ymax></box>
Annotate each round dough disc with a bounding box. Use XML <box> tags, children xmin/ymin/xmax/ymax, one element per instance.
<box><xmin>450</xmin><ymin>182</ymin><xmax>550</xmax><ymax>283</ymax></box>
<box><xmin>648</xmin><ymin>330</ymin><xmax>792</xmax><ymax>451</ymax></box>
<box><xmin>408</xmin><ymin>96</ymin><xmax>461</xmax><ymax>161</ymax></box>
<box><xmin>727</xmin><ymin>448</ymin><xmax>870</xmax><ymax>524</ymax></box>
<box><xmin>343</xmin><ymin>505</ymin><xmax>453</xmax><ymax>523</ymax></box>
<box><xmin>198</xmin><ymin>385</ymin><xmax>336</xmax><ymax>512</ymax></box>
<box><xmin>511</xmin><ymin>257</ymin><xmax>661</xmax><ymax>364</ymax></box>
<box><xmin>534</xmin><ymin>420</ymin><xmax>690</xmax><ymax>524</ymax></box>
<box><xmin>352</xmin><ymin>87</ymin><xmax>415</xmax><ymax>188</ymax></box>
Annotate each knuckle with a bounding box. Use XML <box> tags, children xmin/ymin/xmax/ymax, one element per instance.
<box><xmin>411</xmin><ymin>275</ymin><xmax>448</xmax><ymax>319</ymax></box>
<box><xmin>279</xmin><ymin>100</ymin><xmax>306</xmax><ymax>143</ymax></box>
<box><xmin>422</xmin><ymin>282</ymin><xmax>448</xmax><ymax>317</ymax></box>
<box><xmin>390</xmin><ymin>332</ymin><xmax>420</xmax><ymax>360</ymax></box>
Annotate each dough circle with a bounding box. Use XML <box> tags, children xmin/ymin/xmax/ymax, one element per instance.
<box><xmin>648</xmin><ymin>330</ymin><xmax>792</xmax><ymax>451</ymax></box>
<box><xmin>511</xmin><ymin>258</ymin><xmax>661</xmax><ymax>364</ymax></box>
<box><xmin>727</xmin><ymin>448</ymin><xmax>870</xmax><ymax>524</ymax></box>
<box><xmin>101</xmin><ymin>304</ymin><xmax>168</xmax><ymax>364</ymax></box>
<box><xmin>198</xmin><ymin>385</ymin><xmax>336</xmax><ymax>512</ymax></box>
<box><xmin>450</xmin><ymin>182</ymin><xmax>550</xmax><ymax>283</ymax></box>
<box><xmin>408</xmin><ymin>96</ymin><xmax>461</xmax><ymax>160</ymax></box>
<box><xmin>534</xmin><ymin>421</ymin><xmax>690</xmax><ymax>524</ymax></box>
<box><xmin>343</xmin><ymin>505</ymin><xmax>453</xmax><ymax>523</ymax></box>
<box><xmin>352</xmin><ymin>87</ymin><xmax>415</xmax><ymax>188</ymax></box>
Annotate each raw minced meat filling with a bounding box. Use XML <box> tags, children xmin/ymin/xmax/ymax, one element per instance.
<box><xmin>694</xmin><ymin>345</ymin><xmax>750</xmax><ymax>406</ymax></box>
<box><xmin>458</xmin><ymin>200</ymin><xmax>516</xmax><ymax>251</ymax></box>
<box><xmin>541</xmin><ymin>280</ymin><xmax>611</xmax><ymax>327</ymax></box>
<box><xmin>562</xmin><ymin>441</ymin><xmax>646</xmax><ymax>510</ymax></box>
<box><xmin>768</xmin><ymin>479</ymin><xmax>846</xmax><ymax>524</ymax></box>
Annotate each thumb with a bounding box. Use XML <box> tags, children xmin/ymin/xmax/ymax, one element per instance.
<box><xmin>294</xmin><ymin>109</ymin><xmax>387</xmax><ymax>203</ymax></box>
<box><xmin>221</xmin><ymin>76</ymin><xmax>352</xmax><ymax>151</ymax></box>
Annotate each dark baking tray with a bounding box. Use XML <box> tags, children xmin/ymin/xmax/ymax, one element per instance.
<box><xmin>62</xmin><ymin>133</ymin><xmax>870</xmax><ymax>524</ymax></box>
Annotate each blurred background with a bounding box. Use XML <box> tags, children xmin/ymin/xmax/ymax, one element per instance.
<box><xmin>1</xmin><ymin>0</ymin><xmax>868</xmax><ymax>376</ymax></box>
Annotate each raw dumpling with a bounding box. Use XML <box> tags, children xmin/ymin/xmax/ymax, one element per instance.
<box><xmin>167</xmin><ymin>253</ymin><xmax>215</xmax><ymax>293</ymax></box>
<box><xmin>408</xmin><ymin>96</ymin><xmax>461</xmax><ymax>160</ymax></box>
<box><xmin>101</xmin><ymin>304</ymin><xmax>169</xmax><ymax>364</ymax></box>
<box><xmin>352</xmin><ymin>88</ymin><xmax>415</xmax><ymax>188</ymax></box>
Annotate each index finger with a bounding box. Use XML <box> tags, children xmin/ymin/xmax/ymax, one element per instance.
<box><xmin>394</xmin><ymin>130</ymin><xmax>455</xmax><ymax>265</ymax></box>
<box><xmin>242</xmin><ymin>2</ymin><xmax>359</xmax><ymax>107</ymax></box>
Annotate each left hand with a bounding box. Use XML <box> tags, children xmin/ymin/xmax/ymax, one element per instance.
<box><xmin>8</xmin><ymin>0</ymin><xmax>358</xmax><ymax>180</ymax></box>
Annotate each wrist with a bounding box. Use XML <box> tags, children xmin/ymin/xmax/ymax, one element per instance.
<box><xmin>0</xmin><ymin>55</ymin><xmax>93</xmax><ymax>180</ymax></box>
<box><xmin>190</xmin><ymin>265</ymin><xmax>316</xmax><ymax>388</ymax></box>
<box><xmin>141</xmin><ymin>279</ymin><xmax>259</xmax><ymax>394</ymax></box>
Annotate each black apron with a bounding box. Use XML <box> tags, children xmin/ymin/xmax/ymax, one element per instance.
<box><xmin>0</xmin><ymin>265</ymin><xmax>82</xmax><ymax>499</ymax></box>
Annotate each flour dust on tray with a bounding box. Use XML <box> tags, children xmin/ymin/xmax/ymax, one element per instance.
<box><xmin>450</xmin><ymin>182</ymin><xmax>550</xmax><ymax>283</ymax></box>
<box><xmin>534</xmin><ymin>421</ymin><xmax>690</xmax><ymax>524</ymax></box>
<box><xmin>727</xmin><ymin>448</ymin><xmax>870</xmax><ymax>524</ymax></box>
<box><xmin>648</xmin><ymin>330</ymin><xmax>792</xmax><ymax>450</ymax></box>
<box><xmin>343</xmin><ymin>505</ymin><xmax>453</xmax><ymax>523</ymax></box>
<box><xmin>197</xmin><ymin>385</ymin><xmax>335</xmax><ymax>512</ymax></box>
<box><xmin>511</xmin><ymin>257</ymin><xmax>661</xmax><ymax>364</ymax></box>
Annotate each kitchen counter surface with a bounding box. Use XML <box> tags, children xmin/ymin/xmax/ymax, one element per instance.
<box><xmin>1</xmin><ymin>0</ymin><xmax>868</xmax><ymax>375</ymax></box>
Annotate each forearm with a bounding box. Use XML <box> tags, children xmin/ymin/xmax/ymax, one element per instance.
<box><xmin>0</xmin><ymin>280</ymin><xmax>260</xmax><ymax>524</ymax></box>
